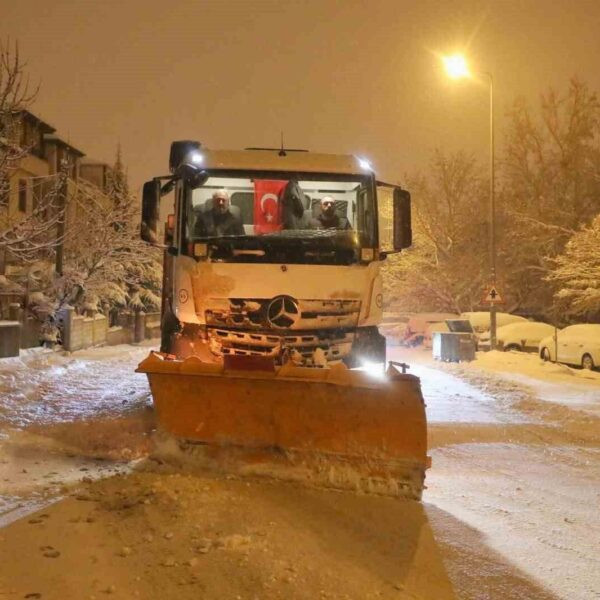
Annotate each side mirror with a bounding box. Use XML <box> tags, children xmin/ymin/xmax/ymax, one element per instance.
<box><xmin>393</xmin><ymin>188</ymin><xmax>412</xmax><ymax>250</ymax></box>
<box><xmin>141</xmin><ymin>180</ymin><xmax>161</xmax><ymax>243</ymax></box>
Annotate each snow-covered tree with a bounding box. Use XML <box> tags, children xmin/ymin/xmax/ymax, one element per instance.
<box><xmin>0</xmin><ymin>41</ymin><xmax>162</xmax><ymax>335</ymax></box>
<box><xmin>49</xmin><ymin>175</ymin><xmax>162</xmax><ymax>317</ymax></box>
<box><xmin>500</xmin><ymin>79</ymin><xmax>600</xmax><ymax>316</ymax></box>
<box><xmin>382</xmin><ymin>150</ymin><xmax>489</xmax><ymax>313</ymax></box>
<box><xmin>106</xmin><ymin>144</ymin><xmax>129</xmax><ymax>207</ymax></box>
<box><xmin>106</xmin><ymin>146</ymin><xmax>161</xmax><ymax>314</ymax></box>
<box><xmin>546</xmin><ymin>214</ymin><xmax>600</xmax><ymax>319</ymax></box>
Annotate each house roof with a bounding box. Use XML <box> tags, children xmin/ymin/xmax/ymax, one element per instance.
<box><xmin>80</xmin><ymin>157</ymin><xmax>111</xmax><ymax>167</ymax></box>
<box><xmin>16</xmin><ymin>110</ymin><xmax>56</xmax><ymax>135</ymax></box>
<box><xmin>43</xmin><ymin>133</ymin><xmax>85</xmax><ymax>158</ymax></box>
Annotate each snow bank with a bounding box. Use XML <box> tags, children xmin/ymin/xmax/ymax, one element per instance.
<box><xmin>468</xmin><ymin>351</ymin><xmax>600</xmax><ymax>417</ymax></box>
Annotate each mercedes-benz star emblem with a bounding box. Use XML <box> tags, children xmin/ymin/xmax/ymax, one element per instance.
<box><xmin>266</xmin><ymin>295</ymin><xmax>300</xmax><ymax>329</ymax></box>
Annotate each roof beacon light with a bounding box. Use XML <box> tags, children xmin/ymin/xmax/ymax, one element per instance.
<box><xmin>358</xmin><ymin>158</ymin><xmax>372</xmax><ymax>171</ymax></box>
<box><xmin>190</xmin><ymin>151</ymin><xmax>204</xmax><ymax>165</ymax></box>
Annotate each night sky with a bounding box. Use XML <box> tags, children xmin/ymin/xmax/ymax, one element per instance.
<box><xmin>3</xmin><ymin>0</ymin><xmax>600</xmax><ymax>189</ymax></box>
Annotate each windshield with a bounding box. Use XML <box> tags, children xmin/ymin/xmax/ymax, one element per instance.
<box><xmin>184</xmin><ymin>172</ymin><xmax>376</xmax><ymax>264</ymax></box>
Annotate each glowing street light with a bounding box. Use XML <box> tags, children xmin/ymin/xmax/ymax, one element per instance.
<box><xmin>443</xmin><ymin>54</ymin><xmax>470</xmax><ymax>79</ymax></box>
<box><xmin>442</xmin><ymin>54</ymin><xmax>498</xmax><ymax>350</ymax></box>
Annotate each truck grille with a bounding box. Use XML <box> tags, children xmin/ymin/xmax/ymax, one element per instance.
<box><xmin>205</xmin><ymin>297</ymin><xmax>361</xmax><ymax>331</ymax></box>
<box><xmin>208</xmin><ymin>328</ymin><xmax>354</xmax><ymax>362</ymax></box>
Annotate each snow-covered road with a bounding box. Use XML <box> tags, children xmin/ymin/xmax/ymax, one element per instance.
<box><xmin>0</xmin><ymin>342</ymin><xmax>598</xmax><ymax>599</ymax></box>
<box><xmin>391</xmin><ymin>345</ymin><xmax>600</xmax><ymax>599</ymax></box>
<box><xmin>0</xmin><ymin>344</ymin><xmax>153</xmax><ymax>427</ymax></box>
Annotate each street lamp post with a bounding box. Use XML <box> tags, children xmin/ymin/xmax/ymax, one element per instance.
<box><xmin>443</xmin><ymin>55</ymin><xmax>497</xmax><ymax>349</ymax></box>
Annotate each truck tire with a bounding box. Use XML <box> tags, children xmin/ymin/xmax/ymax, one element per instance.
<box><xmin>344</xmin><ymin>326</ymin><xmax>386</xmax><ymax>368</ymax></box>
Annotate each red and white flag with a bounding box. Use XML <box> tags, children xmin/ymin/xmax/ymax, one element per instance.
<box><xmin>254</xmin><ymin>180</ymin><xmax>287</xmax><ymax>234</ymax></box>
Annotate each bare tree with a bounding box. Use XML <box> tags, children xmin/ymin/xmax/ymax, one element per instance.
<box><xmin>0</xmin><ymin>170</ymin><xmax>69</xmax><ymax>263</ymax></box>
<box><xmin>0</xmin><ymin>38</ymin><xmax>38</xmax><ymax>164</ymax></box>
<box><xmin>0</xmin><ymin>39</ymin><xmax>68</xmax><ymax>271</ymax></box>
<box><xmin>382</xmin><ymin>150</ymin><xmax>488</xmax><ymax>313</ymax></box>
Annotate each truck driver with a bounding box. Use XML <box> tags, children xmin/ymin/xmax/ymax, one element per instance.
<box><xmin>194</xmin><ymin>190</ymin><xmax>245</xmax><ymax>237</ymax></box>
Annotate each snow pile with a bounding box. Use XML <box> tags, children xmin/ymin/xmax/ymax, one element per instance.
<box><xmin>457</xmin><ymin>350</ymin><xmax>600</xmax><ymax>417</ymax></box>
<box><xmin>475</xmin><ymin>349</ymin><xmax>600</xmax><ymax>382</ymax></box>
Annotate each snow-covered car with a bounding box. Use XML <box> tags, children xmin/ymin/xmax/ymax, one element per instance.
<box><xmin>400</xmin><ymin>313</ymin><xmax>458</xmax><ymax>347</ymax></box>
<box><xmin>538</xmin><ymin>324</ymin><xmax>600</xmax><ymax>370</ymax></box>
<box><xmin>479</xmin><ymin>321</ymin><xmax>555</xmax><ymax>353</ymax></box>
<box><xmin>460</xmin><ymin>311</ymin><xmax>528</xmax><ymax>335</ymax></box>
<box><xmin>379</xmin><ymin>312</ymin><xmax>411</xmax><ymax>344</ymax></box>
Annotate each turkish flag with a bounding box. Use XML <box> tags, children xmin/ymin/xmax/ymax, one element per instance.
<box><xmin>254</xmin><ymin>180</ymin><xmax>287</xmax><ymax>234</ymax></box>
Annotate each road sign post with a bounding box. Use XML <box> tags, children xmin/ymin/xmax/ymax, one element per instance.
<box><xmin>482</xmin><ymin>286</ymin><xmax>503</xmax><ymax>351</ymax></box>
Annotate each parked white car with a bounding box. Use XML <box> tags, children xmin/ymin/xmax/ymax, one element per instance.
<box><xmin>538</xmin><ymin>324</ymin><xmax>600</xmax><ymax>370</ymax></box>
<box><xmin>480</xmin><ymin>321</ymin><xmax>555</xmax><ymax>353</ymax></box>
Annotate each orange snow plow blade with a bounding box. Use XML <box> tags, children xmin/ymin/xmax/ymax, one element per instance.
<box><xmin>136</xmin><ymin>353</ymin><xmax>429</xmax><ymax>499</ymax></box>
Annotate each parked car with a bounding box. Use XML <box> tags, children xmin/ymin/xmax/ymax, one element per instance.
<box><xmin>400</xmin><ymin>313</ymin><xmax>459</xmax><ymax>347</ymax></box>
<box><xmin>460</xmin><ymin>311</ymin><xmax>528</xmax><ymax>335</ymax></box>
<box><xmin>479</xmin><ymin>321</ymin><xmax>555</xmax><ymax>353</ymax></box>
<box><xmin>538</xmin><ymin>324</ymin><xmax>600</xmax><ymax>370</ymax></box>
<box><xmin>379</xmin><ymin>312</ymin><xmax>411</xmax><ymax>344</ymax></box>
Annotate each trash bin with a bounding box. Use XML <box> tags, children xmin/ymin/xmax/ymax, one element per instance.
<box><xmin>0</xmin><ymin>321</ymin><xmax>21</xmax><ymax>358</ymax></box>
<box><xmin>432</xmin><ymin>319</ymin><xmax>476</xmax><ymax>362</ymax></box>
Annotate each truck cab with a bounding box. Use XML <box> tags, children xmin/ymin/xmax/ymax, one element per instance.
<box><xmin>141</xmin><ymin>141</ymin><xmax>411</xmax><ymax>367</ymax></box>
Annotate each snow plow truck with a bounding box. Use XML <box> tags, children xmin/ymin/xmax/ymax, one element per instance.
<box><xmin>136</xmin><ymin>141</ymin><xmax>429</xmax><ymax>499</ymax></box>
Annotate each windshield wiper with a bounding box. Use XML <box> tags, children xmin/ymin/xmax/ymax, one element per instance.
<box><xmin>198</xmin><ymin>235</ymin><xmax>254</xmax><ymax>243</ymax></box>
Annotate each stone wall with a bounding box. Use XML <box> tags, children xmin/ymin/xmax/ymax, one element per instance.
<box><xmin>0</xmin><ymin>321</ymin><xmax>20</xmax><ymax>358</ymax></box>
<box><xmin>20</xmin><ymin>316</ymin><xmax>42</xmax><ymax>349</ymax></box>
<box><xmin>60</xmin><ymin>308</ymin><xmax>161</xmax><ymax>351</ymax></box>
<box><xmin>106</xmin><ymin>326</ymin><xmax>133</xmax><ymax>346</ymax></box>
<box><xmin>60</xmin><ymin>308</ymin><xmax>109</xmax><ymax>352</ymax></box>
<box><xmin>145</xmin><ymin>312</ymin><xmax>161</xmax><ymax>339</ymax></box>
<box><xmin>0</xmin><ymin>306</ymin><xmax>162</xmax><ymax>358</ymax></box>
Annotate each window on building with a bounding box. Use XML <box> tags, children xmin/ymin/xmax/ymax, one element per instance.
<box><xmin>18</xmin><ymin>179</ymin><xmax>27</xmax><ymax>213</ymax></box>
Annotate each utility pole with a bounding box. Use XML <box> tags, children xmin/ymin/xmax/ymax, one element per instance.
<box><xmin>486</xmin><ymin>72</ymin><xmax>497</xmax><ymax>350</ymax></box>
<box><xmin>442</xmin><ymin>55</ymin><xmax>497</xmax><ymax>349</ymax></box>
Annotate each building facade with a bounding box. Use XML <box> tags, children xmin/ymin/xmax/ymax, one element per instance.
<box><xmin>0</xmin><ymin>109</ymin><xmax>113</xmax><ymax>274</ymax></box>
